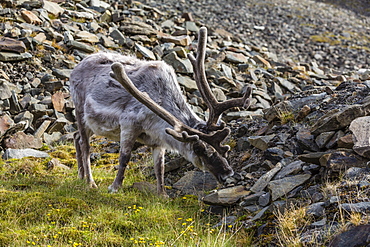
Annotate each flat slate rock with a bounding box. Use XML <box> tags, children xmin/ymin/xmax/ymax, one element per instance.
<box><xmin>3</xmin><ymin>148</ymin><xmax>49</xmax><ymax>160</ymax></box>
<box><xmin>329</xmin><ymin>224</ymin><xmax>370</xmax><ymax>247</ymax></box>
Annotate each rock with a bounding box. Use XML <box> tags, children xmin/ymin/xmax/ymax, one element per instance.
<box><xmin>0</xmin><ymin>52</ymin><xmax>32</xmax><ymax>62</ymax></box>
<box><xmin>52</xmin><ymin>69</ymin><xmax>72</xmax><ymax>80</ymax></box>
<box><xmin>47</xmin><ymin>118</ymin><xmax>69</xmax><ymax>133</ymax></box>
<box><xmin>3</xmin><ymin>148</ymin><xmax>49</xmax><ymax>159</ymax></box>
<box><xmin>202</xmin><ymin>185</ymin><xmax>251</xmax><ymax>206</ymax></box>
<box><xmin>133</xmin><ymin>44</ymin><xmax>155</xmax><ymax>60</ymax></box>
<box><xmin>100</xmin><ymin>35</ymin><xmax>118</xmax><ymax>48</ymax></box>
<box><xmin>51</xmin><ymin>92</ymin><xmax>66</xmax><ymax>112</ymax></box>
<box><xmin>252</xmin><ymin>55</ymin><xmax>271</xmax><ymax>68</ymax></box>
<box><xmin>240</xmin><ymin>191</ymin><xmax>265</xmax><ymax>206</ymax></box>
<box><xmin>275</xmin><ymin>77</ymin><xmax>301</xmax><ymax>93</ymax></box>
<box><xmin>213</xmin><ymin>216</ymin><xmax>237</xmax><ymax>228</ymax></box>
<box><xmin>248</xmin><ymin>134</ymin><xmax>275</xmax><ymax>151</ymax></box>
<box><xmin>274</xmin><ymin>160</ymin><xmax>304</xmax><ymax>180</ymax></box>
<box><xmin>225</xmin><ymin>109</ymin><xmax>264</xmax><ymax>120</ymax></box>
<box><xmin>47</xmin><ymin>158</ymin><xmax>70</xmax><ymax>170</ymax></box>
<box><xmin>264</xmin><ymin>147</ymin><xmax>285</xmax><ymax>164</ymax></box>
<box><xmin>329</xmin><ymin>225</ymin><xmax>370</xmax><ymax>247</ymax></box>
<box><xmin>43</xmin><ymin>132</ymin><xmax>63</xmax><ymax>145</ymax></box>
<box><xmin>163</xmin><ymin>51</ymin><xmax>193</xmax><ymax>74</ymax></box>
<box><xmin>249</xmin><ymin>206</ymin><xmax>270</xmax><ymax>221</ymax></box>
<box><xmin>296</xmin><ymin>105</ymin><xmax>311</xmax><ymax>122</ymax></box>
<box><xmin>160</xmin><ymin>35</ymin><xmax>191</xmax><ymax>46</ymax></box>
<box><xmin>0</xmin><ymin>113</ymin><xmax>14</xmax><ymax>136</ymax></box>
<box><xmin>185</xmin><ymin>21</ymin><xmax>199</xmax><ymax>32</ymax></box>
<box><xmin>343</xmin><ymin>167</ymin><xmax>370</xmax><ymax>180</ymax></box>
<box><xmin>337</xmin><ymin>134</ymin><xmax>354</xmax><ymax>149</ymax></box>
<box><xmin>298</xmin><ymin>151</ymin><xmax>329</xmax><ymax>165</ymax></box>
<box><xmin>65</xmin><ymin>10</ymin><xmax>94</xmax><ymax>20</ymax></box>
<box><xmin>119</xmin><ymin>21</ymin><xmax>157</xmax><ymax>36</ymax></box>
<box><xmin>250</xmin><ymin>162</ymin><xmax>282</xmax><ymax>193</ymax></box>
<box><xmin>67</xmin><ymin>40</ymin><xmax>95</xmax><ymax>53</ymax></box>
<box><xmin>177</xmin><ymin>76</ymin><xmax>197</xmax><ymax>91</ymax></box>
<box><xmin>268</xmin><ymin>174</ymin><xmax>311</xmax><ymax>201</ymax></box>
<box><xmin>34</xmin><ymin>120</ymin><xmax>52</xmax><ymax>139</ymax></box>
<box><xmin>339</xmin><ymin>202</ymin><xmax>370</xmax><ymax>213</ymax></box>
<box><xmin>306</xmin><ymin>202</ymin><xmax>326</xmax><ymax>218</ymax></box>
<box><xmin>43</xmin><ymin>0</ymin><xmax>65</xmax><ymax>17</ymax></box>
<box><xmin>75</xmin><ymin>31</ymin><xmax>99</xmax><ymax>44</ymax></box>
<box><xmin>172</xmin><ymin>171</ymin><xmax>218</xmax><ymax>195</ymax></box>
<box><xmin>21</xmin><ymin>10</ymin><xmax>42</xmax><ymax>25</ymax></box>
<box><xmin>109</xmin><ymin>29</ymin><xmax>126</xmax><ymax>46</ymax></box>
<box><xmin>0</xmin><ymin>80</ymin><xmax>12</xmax><ymax>100</ymax></box>
<box><xmin>315</xmin><ymin>131</ymin><xmax>335</xmax><ymax>149</ymax></box>
<box><xmin>0</xmin><ymin>37</ymin><xmax>26</xmax><ymax>53</ymax></box>
<box><xmin>258</xmin><ymin>192</ymin><xmax>271</xmax><ymax>207</ymax></box>
<box><xmin>349</xmin><ymin>116</ymin><xmax>370</xmax><ymax>158</ymax></box>
<box><xmin>311</xmin><ymin>105</ymin><xmax>366</xmax><ymax>135</ymax></box>
<box><xmin>320</xmin><ymin>150</ymin><xmax>368</xmax><ymax>174</ymax></box>
<box><xmin>325</xmin><ymin>130</ymin><xmax>344</xmax><ymax>149</ymax></box>
<box><xmin>296</xmin><ymin>128</ymin><xmax>320</xmax><ymax>152</ymax></box>
<box><xmin>225</xmin><ymin>52</ymin><xmax>249</xmax><ymax>64</ymax></box>
<box><xmin>3</xmin><ymin>131</ymin><xmax>43</xmax><ymax>149</ymax></box>
<box><xmin>264</xmin><ymin>101</ymin><xmax>294</xmax><ymax>122</ymax></box>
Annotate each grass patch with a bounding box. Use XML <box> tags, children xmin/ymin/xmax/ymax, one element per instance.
<box><xmin>0</xmin><ymin>143</ymin><xmax>243</xmax><ymax>247</ymax></box>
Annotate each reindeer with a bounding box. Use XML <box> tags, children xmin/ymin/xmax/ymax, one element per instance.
<box><xmin>69</xmin><ymin>27</ymin><xmax>252</xmax><ymax>196</ymax></box>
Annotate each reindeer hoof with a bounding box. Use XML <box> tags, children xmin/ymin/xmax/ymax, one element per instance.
<box><xmin>89</xmin><ymin>182</ymin><xmax>98</xmax><ymax>189</ymax></box>
<box><xmin>108</xmin><ymin>184</ymin><xmax>119</xmax><ymax>193</ymax></box>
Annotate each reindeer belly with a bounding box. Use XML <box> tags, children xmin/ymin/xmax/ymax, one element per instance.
<box><xmin>85</xmin><ymin>116</ymin><xmax>121</xmax><ymax>141</ymax></box>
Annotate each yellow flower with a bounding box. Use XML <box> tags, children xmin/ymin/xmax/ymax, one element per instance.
<box><xmin>186</xmin><ymin>218</ymin><xmax>193</xmax><ymax>222</ymax></box>
<box><xmin>177</xmin><ymin>218</ymin><xmax>182</xmax><ymax>220</ymax></box>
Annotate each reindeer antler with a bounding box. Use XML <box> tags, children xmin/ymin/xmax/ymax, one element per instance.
<box><xmin>188</xmin><ymin>27</ymin><xmax>252</xmax><ymax>131</ymax></box>
<box><xmin>110</xmin><ymin>62</ymin><xmax>230</xmax><ymax>156</ymax></box>
<box><xmin>110</xmin><ymin>27</ymin><xmax>251</xmax><ymax>157</ymax></box>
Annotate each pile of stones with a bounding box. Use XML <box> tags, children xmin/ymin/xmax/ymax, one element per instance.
<box><xmin>0</xmin><ymin>0</ymin><xmax>369</xmax><ymax>245</ymax></box>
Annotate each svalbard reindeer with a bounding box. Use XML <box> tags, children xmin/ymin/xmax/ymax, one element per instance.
<box><xmin>70</xmin><ymin>27</ymin><xmax>252</xmax><ymax>196</ymax></box>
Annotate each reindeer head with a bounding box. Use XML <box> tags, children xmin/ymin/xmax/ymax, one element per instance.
<box><xmin>110</xmin><ymin>27</ymin><xmax>252</xmax><ymax>184</ymax></box>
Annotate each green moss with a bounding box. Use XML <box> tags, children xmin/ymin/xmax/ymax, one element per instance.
<box><xmin>0</xmin><ymin>140</ymin><xmax>245</xmax><ymax>247</ymax></box>
<box><xmin>310</xmin><ymin>35</ymin><xmax>341</xmax><ymax>45</ymax></box>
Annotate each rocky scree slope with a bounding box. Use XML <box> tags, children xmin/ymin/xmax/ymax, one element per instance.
<box><xmin>0</xmin><ymin>0</ymin><xmax>369</xmax><ymax>246</ymax></box>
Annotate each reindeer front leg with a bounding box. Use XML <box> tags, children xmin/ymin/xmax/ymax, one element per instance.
<box><xmin>152</xmin><ymin>147</ymin><xmax>168</xmax><ymax>197</ymax></box>
<box><xmin>108</xmin><ymin>129</ymin><xmax>138</xmax><ymax>193</ymax></box>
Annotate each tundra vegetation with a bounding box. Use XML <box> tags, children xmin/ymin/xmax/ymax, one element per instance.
<box><xmin>1</xmin><ymin>140</ymin><xmax>369</xmax><ymax>246</ymax></box>
<box><xmin>0</xmin><ymin>140</ymin><xmax>252</xmax><ymax>247</ymax></box>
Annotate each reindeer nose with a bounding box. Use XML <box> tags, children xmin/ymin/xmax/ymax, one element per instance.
<box><xmin>218</xmin><ymin>170</ymin><xmax>234</xmax><ymax>183</ymax></box>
